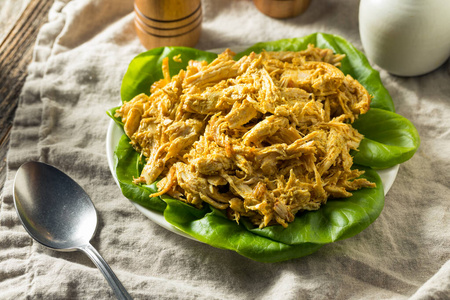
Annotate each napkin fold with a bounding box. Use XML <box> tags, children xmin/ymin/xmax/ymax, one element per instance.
<box><xmin>1</xmin><ymin>0</ymin><xmax>449</xmax><ymax>299</ymax></box>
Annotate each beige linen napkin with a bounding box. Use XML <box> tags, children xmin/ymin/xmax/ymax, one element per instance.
<box><xmin>1</xmin><ymin>0</ymin><xmax>449</xmax><ymax>299</ymax></box>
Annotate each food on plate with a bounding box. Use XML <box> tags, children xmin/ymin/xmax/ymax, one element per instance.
<box><xmin>115</xmin><ymin>45</ymin><xmax>376</xmax><ymax>229</ymax></box>
<box><xmin>110</xmin><ymin>33</ymin><xmax>421</xmax><ymax>262</ymax></box>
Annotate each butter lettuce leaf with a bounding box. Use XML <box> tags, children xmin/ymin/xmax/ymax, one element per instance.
<box><xmin>163</xmin><ymin>198</ymin><xmax>324</xmax><ymax>263</ymax></box>
<box><xmin>352</xmin><ymin>108</ymin><xmax>421</xmax><ymax>168</ymax></box>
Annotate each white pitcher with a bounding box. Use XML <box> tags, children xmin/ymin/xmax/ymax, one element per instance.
<box><xmin>359</xmin><ymin>0</ymin><xmax>450</xmax><ymax>76</ymax></box>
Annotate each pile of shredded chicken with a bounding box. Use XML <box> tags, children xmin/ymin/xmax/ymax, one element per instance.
<box><xmin>115</xmin><ymin>44</ymin><xmax>376</xmax><ymax>228</ymax></box>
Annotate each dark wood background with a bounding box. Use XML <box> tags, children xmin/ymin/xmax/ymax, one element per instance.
<box><xmin>0</xmin><ymin>0</ymin><xmax>53</xmax><ymax>191</ymax></box>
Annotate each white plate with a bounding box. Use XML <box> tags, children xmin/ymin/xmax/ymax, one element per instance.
<box><xmin>106</xmin><ymin>46</ymin><xmax>398</xmax><ymax>239</ymax></box>
<box><xmin>106</xmin><ymin>118</ymin><xmax>399</xmax><ymax>240</ymax></box>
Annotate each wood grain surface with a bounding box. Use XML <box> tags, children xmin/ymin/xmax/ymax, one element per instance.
<box><xmin>0</xmin><ymin>0</ymin><xmax>53</xmax><ymax>191</ymax></box>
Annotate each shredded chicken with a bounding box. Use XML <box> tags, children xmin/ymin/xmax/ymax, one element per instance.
<box><xmin>116</xmin><ymin>44</ymin><xmax>375</xmax><ymax>228</ymax></box>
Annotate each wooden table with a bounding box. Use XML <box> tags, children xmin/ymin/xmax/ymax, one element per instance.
<box><xmin>0</xmin><ymin>0</ymin><xmax>53</xmax><ymax>191</ymax></box>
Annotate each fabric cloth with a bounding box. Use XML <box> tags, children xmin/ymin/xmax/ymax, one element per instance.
<box><xmin>1</xmin><ymin>0</ymin><xmax>449</xmax><ymax>299</ymax></box>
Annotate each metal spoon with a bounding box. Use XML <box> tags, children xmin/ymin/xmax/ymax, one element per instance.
<box><xmin>13</xmin><ymin>161</ymin><xmax>132</xmax><ymax>300</ymax></box>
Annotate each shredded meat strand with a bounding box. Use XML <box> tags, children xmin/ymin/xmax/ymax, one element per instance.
<box><xmin>116</xmin><ymin>44</ymin><xmax>375</xmax><ymax>228</ymax></box>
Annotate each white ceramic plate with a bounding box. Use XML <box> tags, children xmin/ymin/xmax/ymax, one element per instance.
<box><xmin>106</xmin><ymin>118</ymin><xmax>399</xmax><ymax>241</ymax></box>
<box><xmin>106</xmin><ymin>45</ymin><xmax>399</xmax><ymax>240</ymax></box>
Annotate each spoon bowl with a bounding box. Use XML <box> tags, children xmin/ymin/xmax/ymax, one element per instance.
<box><xmin>14</xmin><ymin>161</ymin><xmax>97</xmax><ymax>250</ymax></box>
<box><xmin>13</xmin><ymin>161</ymin><xmax>132</xmax><ymax>300</ymax></box>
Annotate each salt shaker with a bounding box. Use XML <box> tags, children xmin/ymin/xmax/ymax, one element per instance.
<box><xmin>359</xmin><ymin>0</ymin><xmax>450</xmax><ymax>76</ymax></box>
<box><xmin>253</xmin><ymin>0</ymin><xmax>311</xmax><ymax>19</ymax></box>
<box><xmin>134</xmin><ymin>0</ymin><xmax>202</xmax><ymax>49</ymax></box>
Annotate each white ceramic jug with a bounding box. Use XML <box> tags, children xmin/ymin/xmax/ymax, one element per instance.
<box><xmin>359</xmin><ymin>0</ymin><xmax>450</xmax><ymax>76</ymax></box>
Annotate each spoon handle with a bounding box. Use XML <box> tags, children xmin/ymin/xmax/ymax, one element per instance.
<box><xmin>79</xmin><ymin>244</ymin><xmax>133</xmax><ymax>300</ymax></box>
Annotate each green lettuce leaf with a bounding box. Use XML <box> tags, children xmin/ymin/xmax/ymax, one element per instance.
<box><xmin>352</xmin><ymin>108</ymin><xmax>421</xmax><ymax>168</ymax></box>
<box><xmin>109</xmin><ymin>32</ymin><xmax>420</xmax><ymax>262</ymax></box>
<box><xmin>106</xmin><ymin>106</ymin><xmax>123</xmax><ymax>127</ymax></box>
<box><xmin>163</xmin><ymin>198</ymin><xmax>324</xmax><ymax>263</ymax></box>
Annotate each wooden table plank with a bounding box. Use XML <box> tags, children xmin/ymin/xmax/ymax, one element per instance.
<box><xmin>0</xmin><ymin>0</ymin><xmax>53</xmax><ymax>191</ymax></box>
<box><xmin>0</xmin><ymin>0</ymin><xmax>31</xmax><ymax>42</ymax></box>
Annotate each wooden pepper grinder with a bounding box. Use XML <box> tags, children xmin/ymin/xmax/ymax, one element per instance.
<box><xmin>134</xmin><ymin>0</ymin><xmax>202</xmax><ymax>49</ymax></box>
<box><xmin>253</xmin><ymin>0</ymin><xmax>311</xmax><ymax>19</ymax></box>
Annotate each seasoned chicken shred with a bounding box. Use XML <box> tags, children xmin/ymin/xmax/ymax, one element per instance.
<box><xmin>116</xmin><ymin>45</ymin><xmax>376</xmax><ymax>228</ymax></box>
